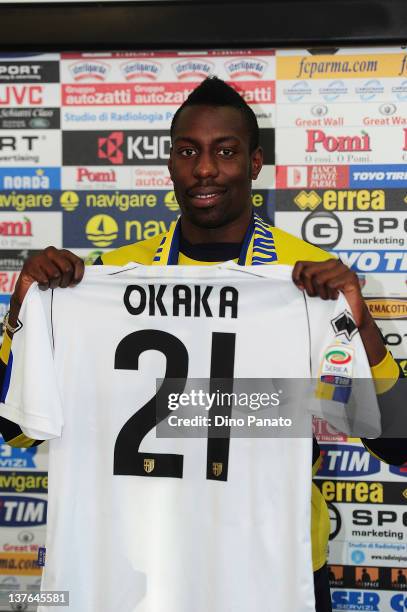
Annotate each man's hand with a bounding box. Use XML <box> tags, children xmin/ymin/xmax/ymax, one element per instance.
<box><xmin>292</xmin><ymin>259</ymin><xmax>386</xmax><ymax>366</ymax></box>
<box><xmin>8</xmin><ymin>247</ymin><xmax>84</xmax><ymax>328</ymax></box>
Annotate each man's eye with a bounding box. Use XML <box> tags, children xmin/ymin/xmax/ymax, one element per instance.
<box><xmin>179</xmin><ymin>149</ymin><xmax>196</xmax><ymax>157</ymax></box>
<box><xmin>219</xmin><ymin>148</ymin><xmax>235</xmax><ymax>157</ymax></box>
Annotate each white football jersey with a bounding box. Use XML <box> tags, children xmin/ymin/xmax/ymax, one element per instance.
<box><xmin>0</xmin><ymin>264</ymin><xmax>380</xmax><ymax>612</ymax></box>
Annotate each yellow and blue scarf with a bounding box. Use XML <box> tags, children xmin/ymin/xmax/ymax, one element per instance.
<box><xmin>152</xmin><ymin>213</ymin><xmax>278</xmax><ymax>265</ymax></box>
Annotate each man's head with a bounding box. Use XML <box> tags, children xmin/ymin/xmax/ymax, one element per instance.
<box><xmin>168</xmin><ymin>77</ymin><xmax>263</xmax><ymax>242</ymax></box>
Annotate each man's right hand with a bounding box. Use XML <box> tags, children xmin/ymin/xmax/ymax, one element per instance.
<box><xmin>8</xmin><ymin>247</ymin><xmax>84</xmax><ymax>328</ymax></box>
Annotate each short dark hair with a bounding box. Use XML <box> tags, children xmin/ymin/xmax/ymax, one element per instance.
<box><xmin>170</xmin><ymin>76</ymin><xmax>259</xmax><ymax>152</ymax></box>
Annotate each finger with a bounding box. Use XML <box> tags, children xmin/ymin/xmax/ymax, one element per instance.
<box><xmin>37</xmin><ymin>259</ymin><xmax>65</xmax><ymax>290</ymax></box>
<box><xmin>292</xmin><ymin>259</ymin><xmax>338</xmax><ymax>289</ymax></box>
<box><xmin>47</xmin><ymin>249</ymin><xmax>84</xmax><ymax>288</ymax></box>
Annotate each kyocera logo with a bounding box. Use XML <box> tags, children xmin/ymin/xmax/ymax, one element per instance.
<box><xmin>172</xmin><ymin>60</ymin><xmax>214</xmax><ymax>80</ymax></box>
<box><xmin>224</xmin><ymin>58</ymin><xmax>268</xmax><ymax>79</ymax></box>
<box><xmin>69</xmin><ymin>61</ymin><xmax>110</xmax><ymax>81</ymax></box>
<box><xmin>97</xmin><ymin>131</ymin><xmax>171</xmax><ymax>164</ymax></box>
<box><xmin>331</xmin><ymin>591</ymin><xmax>380</xmax><ymax>611</ymax></box>
<box><xmin>306</xmin><ymin>129</ymin><xmax>371</xmax><ymax>152</ymax></box>
<box><xmin>0</xmin><ymin>496</ymin><xmax>47</xmax><ymax>527</ymax></box>
<box><xmin>120</xmin><ymin>60</ymin><xmax>161</xmax><ymax>80</ymax></box>
<box><xmin>317</xmin><ymin>444</ymin><xmax>380</xmax><ymax>477</ymax></box>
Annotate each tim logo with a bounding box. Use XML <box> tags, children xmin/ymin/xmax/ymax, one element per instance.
<box><xmin>225</xmin><ymin>58</ymin><xmax>267</xmax><ymax>79</ymax></box>
<box><xmin>172</xmin><ymin>60</ymin><xmax>214</xmax><ymax>80</ymax></box>
<box><xmin>69</xmin><ymin>61</ymin><xmax>110</xmax><ymax>81</ymax></box>
<box><xmin>317</xmin><ymin>444</ymin><xmax>380</xmax><ymax>477</ymax></box>
<box><xmin>98</xmin><ymin>131</ymin><xmax>124</xmax><ymax>165</ymax></box>
<box><xmin>120</xmin><ymin>60</ymin><xmax>161</xmax><ymax>81</ymax></box>
<box><xmin>0</xmin><ymin>496</ymin><xmax>47</xmax><ymax>527</ymax></box>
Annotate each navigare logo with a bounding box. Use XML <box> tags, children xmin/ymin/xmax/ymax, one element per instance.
<box><xmin>306</xmin><ymin>129</ymin><xmax>371</xmax><ymax>152</ymax></box>
<box><xmin>86</xmin><ymin>214</ymin><xmax>119</xmax><ymax>247</ymax></box>
<box><xmin>366</xmin><ymin>298</ymin><xmax>407</xmax><ymax>320</ymax></box>
<box><xmin>318</xmin><ymin>444</ymin><xmax>381</xmax><ymax>477</ymax></box>
<box><xmin>0</xmin><ymin>496</ymin><xmax>47</xmax><ymax>527</ymax></box>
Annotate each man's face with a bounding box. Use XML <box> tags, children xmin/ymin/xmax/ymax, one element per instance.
<box><xmin>168</xmin><ymin>105</ymin><xmax>263</xmax><ymax>231</ymax></box>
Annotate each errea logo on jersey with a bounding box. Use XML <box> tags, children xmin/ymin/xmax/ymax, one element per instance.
<box><xmin>318</xmin><ymin>444</ymin><xmax>381</xmax><ymax>477</ymax></box>
<box><xmin>120</xmin><ymin>60</ymin><xmax>162</xmax><ymax>81</ymax></box>
<box><xmin>69</xmin><ymin>61</ymin><xmax>110</xmax><ymax>81</ymax></box>
<box><xmin>172</xmin><ymin>60</ymin><xmax>214</xmax><ymax>80</ymax></box>
<box><xmin>224</xmin><ymin>58</ymin><xmax>268</xmax><ymax>79</ymax></box>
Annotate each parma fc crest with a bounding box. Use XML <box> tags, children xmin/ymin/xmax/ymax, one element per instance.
<box><xmin>144</xmin><ymin>458</ymin><xmax>155</xmax><ymax>474</ymax></box>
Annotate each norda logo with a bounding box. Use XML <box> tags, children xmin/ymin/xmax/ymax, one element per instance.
<box><xmin>306</xmin><ymin>129</ymin><xmax>371</xmax><ymax>152</ymax></box>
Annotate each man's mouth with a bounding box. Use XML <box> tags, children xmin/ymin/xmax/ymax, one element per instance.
<box><xmin>188</xmin><ymin>188</ymin><xmax>226</xmax><ymax>207</ymax></box>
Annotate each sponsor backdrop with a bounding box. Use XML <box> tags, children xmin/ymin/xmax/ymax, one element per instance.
<box><xmin>0</xmin><ymin>48</ymin><xmax>405</xmax><ymax>610</ymax></box>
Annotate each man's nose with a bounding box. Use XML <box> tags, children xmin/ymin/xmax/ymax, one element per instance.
<box><xmin>192</xmin><ymin>151</ymin><xmax>219</xmax><ymax>179</ymax></box>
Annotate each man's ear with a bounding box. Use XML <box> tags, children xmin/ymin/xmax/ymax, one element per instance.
<box><xmin>251</xmin><ymin>146</ymin><xmax>263</xmax><ymax>180</ymax></box>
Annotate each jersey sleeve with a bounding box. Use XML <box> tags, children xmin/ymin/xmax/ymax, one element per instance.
<box><xmin>307</xmin><ymin>292</ymin><xmax>381</xmax><ymax>438</ymax></box>
<box><xmin>0</xmin><ymin>284</ymin><xmax>63</xmax><ymax>440</ymax></box>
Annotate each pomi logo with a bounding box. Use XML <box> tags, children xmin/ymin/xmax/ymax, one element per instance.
<box><xmin>98</xmin><ymin>131</ymin><xmax>124</xmax><ymax>165</ymax></box>
<box><xmin>306</xmin><ymin>129</ymin><xmax>371</xmax><ymax>152</ymax></box>
<box><xmin>60</xmin><ymin>191</ymin><xmax>79</xmax><ymax>212</ymax></box>
<box><xmin>86</xmin><ymin>214</ymin><xmax>119</xmax><ymax>247</ymax></box>
<box><xmin>164</xmin><ymin>191</ymin><xmax>179</xmax><ymax>212</ymax></box>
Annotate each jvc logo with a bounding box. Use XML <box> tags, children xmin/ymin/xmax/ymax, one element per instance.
<box><xmin>0</xmin><ymin>496</ymin><xmax>47</xmax><ymax>527</ymax></box>
<box><xmin>0</xmin><ymin>135</ymin><xmax>38</xmax><ymax>152</ymax></box>
<box><xmin>0</xmin><ymin>85</ymin><xmax>42</xmax><ymax>105</ymax></box>
<box><xmin>318</xmin><ymin>444</ymin><xmax>380</xmax><ymax>477</ymax></box>
<box><xmin>127</xmin><ymin>135</ymin><xmax>170</xmax><ymax>161</ymax></box>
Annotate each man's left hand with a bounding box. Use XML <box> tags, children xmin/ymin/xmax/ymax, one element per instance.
<box><xmin>292</xmin><ymin>259</ymin><xmax>369</xmax><ymax>328</ymax></box>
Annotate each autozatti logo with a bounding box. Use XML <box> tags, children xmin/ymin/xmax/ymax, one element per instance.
<box><xmin>224</xmin><ymin>58</ymin><xmax>267</xmax><ymax>79</ymax></box>
<box><xmin>0</xmin><ymin>496</ymin><xmax>47</xmax><ymax>527</ymax></box>
<box><xmin>120</xmin><ymin>60</ymin><xmax>161</xmax><ymax>81</ymax></box>
<box><xmin>172</xmin><ymin>59</ymin><xmax>214</xmax><ymax>80</ymax></box>
<box><xmin>306</xmin><ymin>129</ymin><xmax>371</xmax><ymax>152</ymax></box>
<box><xmin>69</xmin><ymin>61</ymin><xmax>110</xmax><ymax>81</ymax></box>
<box><xmin>318</xmin><ymin>444</ymin><xmax>381</xmax><ymax>477</ymax></box>
<box><xmin>98</xmin><ymin>131</ymin><xmax>124</xmax><ymax>165</ymax></box>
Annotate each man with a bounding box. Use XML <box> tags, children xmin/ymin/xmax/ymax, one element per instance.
<box><xmin>0</xmin><ymin>77</ymin><xmax>405</xmax><ymax>611</ymax></box>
